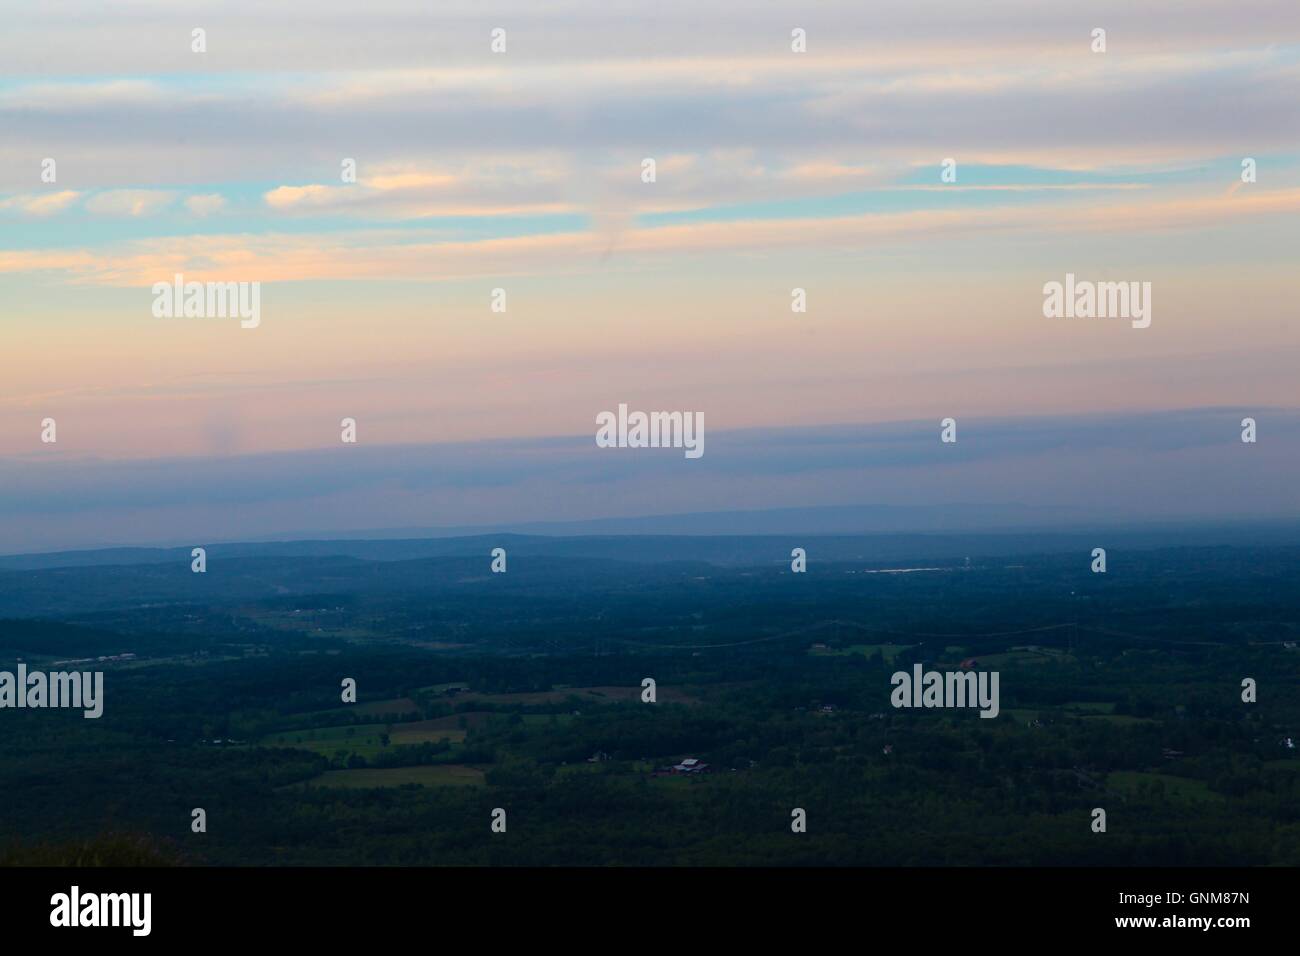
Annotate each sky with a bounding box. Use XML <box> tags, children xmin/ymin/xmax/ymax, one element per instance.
<box><xmin>1</xmin><ymin>1</ymin><xmax>1298</xmax><ymax>552</ymax></box>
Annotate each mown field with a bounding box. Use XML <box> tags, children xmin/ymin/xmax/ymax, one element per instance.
<box><xmin>296</xmin><ymin>765</ymin><xmax>487</xmax><ymax>789</ymax></box>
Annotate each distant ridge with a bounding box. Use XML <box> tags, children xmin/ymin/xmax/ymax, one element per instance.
<box><xmin>2</xmin><ymin>510</ymin><xmax>1299</xmax><ymax>571</ymax></box>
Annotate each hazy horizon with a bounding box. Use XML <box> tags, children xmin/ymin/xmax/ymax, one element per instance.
<box><xmin>3</xmin><ymin>406</ymin><xmax>1297</xmax><ymax>554</ymax></box>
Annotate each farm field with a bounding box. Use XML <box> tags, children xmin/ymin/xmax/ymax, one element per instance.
<box><xmin>299</xmin><ymin>765</ymin><xmax>487</xmax><ymax>789</ymax></box>
<box><xmin>263</xmin><ymin>716</ymin><xmax>472</xmax><ymax>757</ymax></box>
<box><xmin>262</xmin><ymin>723</ymin><xmax>390</xmax><ymax>759</ymax></box>
<box><xmin>1105</xmin><ymin>771</ymin><xmax>1224</xmax><ymax>804</ymax></box>
<box><xmin>389</xmin><ymin>718</ymin><xmax>470</xmax><ymax>745</ymax></box>
<box><xmin>809</xmin><ymin>643</ymin><xmax>914</xmax><ymax>662</ymax></box>
<box><xmin>449</xmin><ymin>685</ymin><xmax>701</xmax><ymax>706</ymax></box>
<box><xmin>353</xmin><ymin>697</ymin><xmax>421</xmax><ymax>716</ymax></box>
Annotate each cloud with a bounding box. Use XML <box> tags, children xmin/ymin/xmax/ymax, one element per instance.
<box><xmin>83</xmin><ymin>189</ymin><xmax>177</xmax><ymax>217</ymax></box>
<box><xmin>2</xmin><ymin>1</ymin><xmax>1299</xmax><ymax>74</ymax></box>
<box><xmin>0</xmin><ymin>190</ymin><xmax>80</xmax><ymax>216</ymax></box>
<box><xmin>3</xmin><ymin>34</ymin><xmax>1297</xmax><ymax>192</ymax></box>
<box><xmin>263</xmin><ymin>157</ymin><xmax>578</xmax><ymax>218</ymax></box>
<box><xmin>184</xmin><ymin>193</ymin><xmax>227</xmax><ymax>216</ymax></box>
<box><xmin>5</xmin><ymin>185</ymin><xmax>1298</xmax><ymax>286</ymax></box>
<box><xmin>0</xmin><ymin>78</ymin><xmax>166</xmax><ymax>111</ymax></box>
<box><xmin>263</xmin><ymin>184</ymin><xmax>337</xmax><ymax>209</ymax></box>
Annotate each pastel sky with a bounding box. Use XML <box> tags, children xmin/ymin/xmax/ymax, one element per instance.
<box><xmin>1</xmin><ymin>1</ymin><xmax>1298</xmax><ymax>551</ymax></box>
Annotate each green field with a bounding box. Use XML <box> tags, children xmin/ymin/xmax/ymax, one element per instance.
<box><xmin>300</xmin><ymin>765</ymin><xmax>486</xmax><ymax>789</ymax></box>
<box><xmin>979</xmin><ymin>647</ymin><xmax>1074</xmax><ymax>667</ymax></box>
<box><xmin>1062</xmin><ymin>701</ymin><xmax>1116</xmax><ymax>714</ymax></box>
<box><xmin>1081</xmin><ymin>713</ymin><xmax>1156</xmax><ymax>726</ymax></box>
<box><xmin>809</xmin><ymin>643</ymin><xmax>913</xmax><ymax>662</ymax></box>
<box><xmin>353</xmin><ymin>697</ymin><xmax>421</xmax><ymax>716</ymax></box>
<box><xmin>262</xmin><ymin>723</ymin><xmax>391</xmax><ymax>758</ymax></box>
<box><xmin>389</xmin><ymin>718</ymin><xmax>469</xmax><ymax>745</ymax></box>
<box><xmin>1003</xmin><ymin>704</ymin><xmax>1150</xmax><ymax>726</ymax></box>
<box><xmin>521</xmin><ymin>713</ymin><xmax>575</xmax><ymax>727</ymax></box>
<box><xmin>417</xmin><ymin>682</ymin><xmax>472</xmax><ymax>695</ymax></box>
<box><xmin>263</xmin><ymin>716</ymin><xmax>471</xmax><ymax>756</ymax></box>
<box><xmin>1106</xmin><ymin>771</ymin><xmax>1223</xmax><ymax>803</ymax></box>
<box><xmin>445</xmin><ymin>685</ymin><xmax>699</xmax><ymax>706</ymax></box>
<box><xmin>1002</xmin><ymin>708</ymin><xmax>1052</xmax><ymax>724</ymax></box>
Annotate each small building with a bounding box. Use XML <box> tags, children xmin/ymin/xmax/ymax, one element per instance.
<box><xmin>671</xmin><ymin>757</ymin><xmax>711</xmax><ymax>774</ymax></box>
<box><xmin>959</xmin><ymin>658</ymin><xmax>980</xmax><ymax>670</ymax></box>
